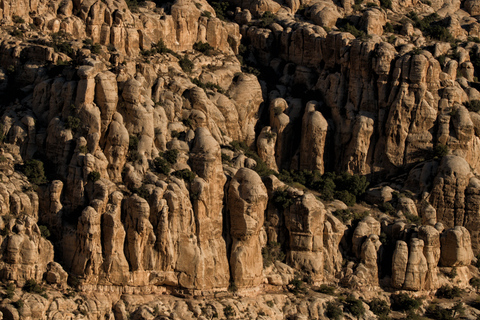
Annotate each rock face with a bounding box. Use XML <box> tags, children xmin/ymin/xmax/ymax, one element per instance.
<box><xmin>418</xmin><ymin>225</ymin><xmax>441</xmax><ymax>290</ymax></box>
<box><xmin>440</xmin><ymin>226</ymin><xmax>474</xmax><ymax>267</ymax></box>
<box><xmin>189</xmin><ymin>127</ymin><xmax>230</xmax><ymax>290</ymax></box>
<box><xmin>284</xmin><ymin>193</ymin><xmax>325</xmax><ymax>282</ymax></box>
<box><xmin>3</xmin><ymin>0</ymin><xmax>480</xmax><ymax>312</ymax></box>
<box><xmin>228</xmin><ymin>168</ymin><xmax>268</xmax><ymax>288</ymax></box>
<box><xmin>392</xmin><ymin>238</ymin><xmax>428</xmax><ymax>291</ymax></box>
<box><xmin>299</xmin><ymin>101</ymin><xmax>328</xmax><ymax>173</ymax></box>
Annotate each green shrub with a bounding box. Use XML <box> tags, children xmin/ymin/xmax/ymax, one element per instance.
<box><xmin>380</xmin><ymin>0</ymin><xmax>392</xmax><ymax>9</ymax></box>
<box><xmin>369</xmin><ymin>298</ymin><xmax>390</xmax><ymax>317</ymax></box>
<box><xmin>179</xmin><ymin>56</ymin><xmax>194</xmax><ymax>73</ymax></box>
<box><xmin>343</xmin><ymin>296</ymin><xmax>365</xmax><ymax>318</ymax></box>
<box><xmin>172</xmin><ymin>169</ymin><xmax>196</xmax><ymax>183</ymax></box>
<box><xmin>425</xmin><ymin>304</ymin><xmax>454</xmax><ymax>320</ymax></box>
<box><xmin>132</xmin><ymin>185</ymin><xmax>150</xmax><ymax>200</ymax></box>
<box><xmin>228</xmin><ymin>281</ymin><xmax>237</xmax><ymax>292</ymax></box>
<box><xmin>380</xmin><ymin>201</ymin><xmax>395</xmax><ymax>214</ymax></box>
<box><xmin>317</xmin><ymin>284</ymin><xmax>336</xmax><ymax>295</ymax></box>
<box><xmin>335</xmin><ymin>190</ymin><xmax>356</xmax><ymax>206</ymax></box>
<box><xmin>325</xmin><ymin>301</ymin><xmax>343</xmax><ymax>320</ymax></box>
<box><xmin>266</xmin><ymin>300</ymin><xmax>274</xmax><ymax>307</ymax></box>
<box><xmin>221</xmin><ymin>153</ymin><xmax>231</xmax><ymax>163</ymax></box>
<box><xmin>210</xmin><ymin>1</ymin><xmax>229</xmax><ymax>21</ymax></box>
<box><xmin>333</xmin><ymin>209</ymin><xmax>352</xmax><ymax>223</ymax></box>
<box><xmin>446</xmin><ymin>267</ymin><xmax>457</xmax><ymax>279</ymax></box>
<box><xmin>91</xmin><ymin>43</ymin><xmax>102</xmax><ymax>54</ymax></box>
<box><xmin>384</xmin><ymin>22</ymin><xmax>394</xmax><ymax>33</ymax></box>
<box><xmin>259</xmin><ymin>11</ymin><xmax>276</xmax><ymax>28</ymax></box>
<box><xmin>434</xmin><ymin>144</ymin><xmax>449</xmax><ymax>158</ymax></box>
<box><xmin>12</xmin><ymin>15</ymin><xmax>25</xmax><ymax>24</ymax></box>
<box><xmin>23</xmin><ymin>159</ymin><xmax>47</xmax><ymax>185</ymax></box>
<box><xmin>366</xmin><ymin>2</ymin><xmax>377</xmax><ymax>7</ymax></box>
<box><xmin>163</xmin><ymin>149</ymin><xmax>179</xmax><ymax>164</ymax></box>
<box><xmin>88</xmin><ymin>171</ymin><xmax>101</xmax><ymax>182</ymax></box>
<box><xmin>78</xmin><ymin>145</ymin><xmax>88</xmax><ymax>154</ymax></box>
<box><xmin>470</xmin><ymin>277</ymin><xmax>480</xmax><ymax>290</ymax></box>
<box><xmin>0</xmin><ymin>123</ymin><xmax>4</xmax><ymax>143</ymax></box>
<box><xmin>288</xmin><ymin>278</ymin><xmax>307</xmax><ymax>295</ymax></box>
<box><xmin>405</xmin><ymin>212</ymin><xmax>421</xmax><ymax>224</ymax></box>
<box><xmin>277</xmin><ymin>170</ymin><xmax>368</xmax><ymax>204</ymax></box>
<box><xmin>272</xmin><ymin>188</ymin><xmax>295</xmax><ymax>209</ymax></box>
<box><xmin>153</xmin><ymin>157</ymin><xmax>171</xmax><ymax>175</ymax></box>
<box><xmin>23</xmin><ymin>279</ymin><xmax>44</xmax><ymax>294</ymax></box>
<box><xmin>223</xmin><ymin>305</ymin><xmax>235</xmax><ymax>318</ymax></box>
<box><xmin>262</xmin><ymin>241</ymin><xmax>285</xmax><ymax>267</ymax></box>
<box><xmin>52</xmin><ymin>32</ymin><xmax>74</xmax><ymax>57</ymax></box>
<box><xmin>129</xmin><ymin>135</ymin><xmax>139</xmax><ymax>150</ymax></box>
<box><xmin>38</xmin><ymin>225</ymin><xmax>51</xmax><ymax>239</ymax></box>
<box><xmin>193</xmin><ymin>41</ymin><xmax>214</xmax><ymax>55</ymax></box>
<box><xmin>6</xmin><ymin>283</ymin><xmax>15</xmax><ymax>299</ymax></box>
<box><xmin>229</xmin><ymin>140</ymin><xmax>276</xmax><ymax>177</ymax></box>
<box><xmin>466</xmin><ymin>100</ymin><xmax>480</xmax><ymax>112</ymax></box>
<box><xmin>67</xmin><ymin>274</ymin><xmax>80</xmax><ymax>289</ymax></box>
<box><xmin>202</xmin><ymin>10</ymin><xmax>212</xmax><ymax>18</ymax></box>
<box><xmin>339</xmin><ymin>23</ymin><xmax>365</xmax><ymax>38</ymax></box>
<box><xmin>125</xmin><ymin>0</ymin><xmax>140</xmax><ymax>10</ymax></box>
<box><xmin>436</xmin><ymin>285</ymin><xmax>462</xmax><ymax>299</ymax></box>
<box><xmin>407</xmin><ymin>12</ymin><xmax>454</xmax><ymax>43</ymax></box>
<box><xmin>65</xmin><ymin>116</ymin><xmax>80</xmax><ymax>131</ymax></box>
<box><xmin>142</xmin><ymin>39</ymin><xmax>180</xmax><ymax>58</ymax></box>
<box><xmin>127</xmin><ymin>150</ymin><xmax>141</xmax><ymax>163</ymax></box>
<box><xmin>192</xmin><ymin>78</ymin><xmax>225</xmax><ymax>93</ymax></box>
<box><xmin>12</xmin><ymin>299</ymin><xmax>23</xmax><ymax>309</ymax></box>
<box><xmin>391</xmin><ymin>293</ymin><xmax>420</xmax><ymax>312</ymax></box>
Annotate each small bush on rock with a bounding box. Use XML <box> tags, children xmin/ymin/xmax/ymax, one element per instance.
<box><xmin>391</xmin><ymin>293</ymin><xmax>420</xmax><ymax>312</ymax></box>
<box><xmin>262</xmin><ymin>241</ymin><xmax>285</xmax><ymax>266</ymax></box>
<box><xmin>23</xmin><ymin>279</ymin><xmax>44</xmax><ymax>294</ymax></box>
<box><xmin>325</xmin><ymin>301</ymin><xmax>343</xmax><ymax>320</ymax></box>
<box><xmin>172</xmin><ymin>169</ymin><xmax>196</xmax><ymax>183</ymax></box>
<box><xmin>436</xmin><ymin>285</ymin><xmax>462</xmax><ymax>299</ymax></box>
<box><xmin>343</xmin><ymin>296</ymin><xmax>365</xmax><ymax>318</ymax></box>
<box><xmin>23</xmin><ymin>159</ymin><xmax>47</xmax><ymax>185</ymax></box>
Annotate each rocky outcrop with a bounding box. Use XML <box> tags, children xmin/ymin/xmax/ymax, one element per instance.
<box><xmin>392</xmin><ymin>239</ymin><xmax>428</xmax><ymax>291</ymax></box>
<box><xmin>418</xmin><ymin>225</ymin><xmax>441</xmax><ymax>290</ymax></box>
<box><xmin>440</xmin><ymin>226</ymin><xmax>474</xmax><ymax>267</ymax></box>
<box><xmin>228</xmin><ymin>168</ymin><xmax>268</xmax><ymax>288</ymax></box>
<box><xmin>189</xmin><ymin>127</ymin><xmax>229</xmax><ymax>290</ymax></box>
<box><xmin>284</xmin><ymin>193</ymin><xmax>325</xmax><ymax>282</ymax></box>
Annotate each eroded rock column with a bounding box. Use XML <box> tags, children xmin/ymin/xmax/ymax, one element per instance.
<box><xmin>228</xmin><ymin>168</ymin><xmax>268</xmax><ymax>288</ymax></box>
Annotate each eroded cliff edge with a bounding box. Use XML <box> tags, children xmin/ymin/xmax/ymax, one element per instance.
<box><xmin>2</xmin><ymin>0</ymin><xmax>480</xmax><ymax>318</ymax></box>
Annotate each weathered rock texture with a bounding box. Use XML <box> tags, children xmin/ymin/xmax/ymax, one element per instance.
<box><xmin>228</xmin><ymin>168</ymin><xmax>268</xmax><ymax>288</ymax></box>
<box><xmin>1</xmin><ymin>0</ymin><xmax>480</xmax><ymax>310</ymax></box>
